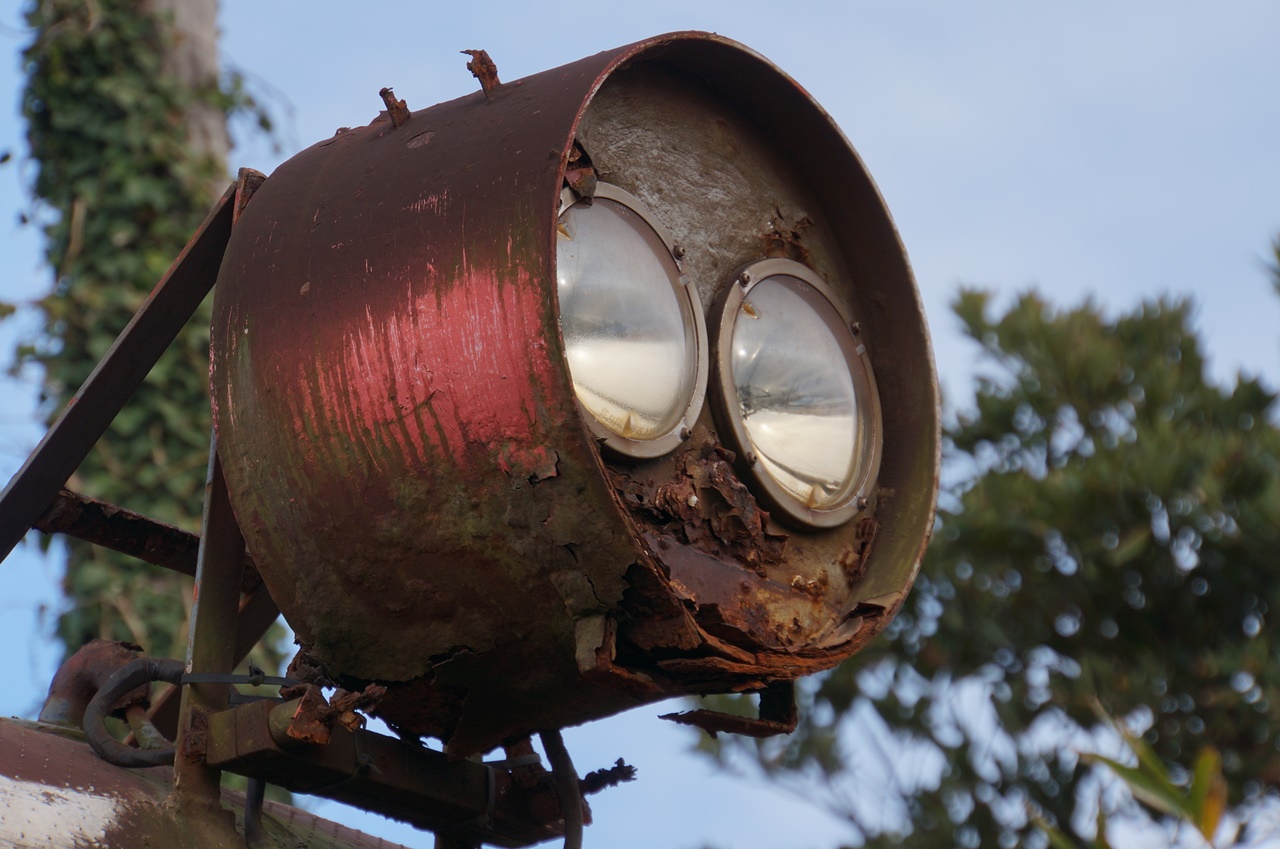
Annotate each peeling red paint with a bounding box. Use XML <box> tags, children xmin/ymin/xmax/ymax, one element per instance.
<box><xmin>302</xmin><ymin>267</ymin><xmax>557</xmax><ymax>466</ymax></box>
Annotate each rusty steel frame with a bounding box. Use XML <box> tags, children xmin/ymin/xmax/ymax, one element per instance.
<box><xmin>141</xmin><ymin>577</ymin><xmax>282</xmax><ymax>740</ymax></box>
<box><xmin>0</xmin><ymin>180</ymin><xmax>237</xmax><ymax>560</ymax></box>
<box><xmin>205</xmin><ymin>699</ymin><xmax>564</xmax><ymax>848</ymax></box>
<box><xmin>172</xmin><ymin>441</ymin><xmax>251</xmax><ymax>805</ymax></box>
<box><xmin>33</xmin><ymin>487</ymin><xmax>261</xmax><ymax>590</ymax></box>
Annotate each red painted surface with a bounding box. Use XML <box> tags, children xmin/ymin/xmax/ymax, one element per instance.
<box><xmin>283</xmin><ymin>266</ymin><xmax>556</xmax><ymax>469</ymax></box>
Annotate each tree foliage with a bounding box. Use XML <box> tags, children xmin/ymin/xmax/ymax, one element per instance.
<box><xmin>712</xmin><ymin>289</ymin><xmax>1280</xmax><ymax>847</ymax></box>
<box><xmin>17</xmin><ymin>0</ymin><xmax>278</xmax><ymax>669</ymax></box>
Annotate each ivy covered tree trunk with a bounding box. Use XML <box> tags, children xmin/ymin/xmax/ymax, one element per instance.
<box><xmin>144</xmin><ymin>0</ymin><xmax>229</xmax><ymax>193</ymax></box>
<box><xmin>19</xmin><ymin>0</ymin><xmax>255</xmax><ymax>665</ymax></box>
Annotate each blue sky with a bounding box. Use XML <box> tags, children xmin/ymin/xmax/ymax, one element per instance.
<box><xmin>1</xmin><ymin>2</ymin><xmax>1278</xmax><ymax>847</ymax></box>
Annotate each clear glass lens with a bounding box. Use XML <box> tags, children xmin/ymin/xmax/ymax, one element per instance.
<box><xmin>731</xmin><ymin>276</ymin><xmax>862</xmax><ymax>509</ymax></box>
<box><xmin>556</xmin><ymin>198</ymin><xmax>697</xmax><ymax>441</ymax></box>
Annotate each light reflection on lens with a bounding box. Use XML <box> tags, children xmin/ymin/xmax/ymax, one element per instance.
<box><xmin>730</xmin><ymin>276</ymin><xmax>863</xmax><ymax>510</ymax></box>
<box><xmin>556</xmin><ymin>197</ymin><xmax>698</xmax><ymax>443</ymax></box>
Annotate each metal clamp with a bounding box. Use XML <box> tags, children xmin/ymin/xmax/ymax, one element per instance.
<box><xmin>182</xmin><ymin>669</ymin><xmax>300</xmax><ymax>688</ymax></box>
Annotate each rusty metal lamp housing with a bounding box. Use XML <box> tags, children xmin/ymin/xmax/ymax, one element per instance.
<box><xmin>210</xmin><ymin>32</ymin><xmax>940</xmax><ymax>756</ymax></box>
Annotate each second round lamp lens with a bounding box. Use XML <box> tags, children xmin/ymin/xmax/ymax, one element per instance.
<box><xmin>731</xmin><ymin>276</ymin><xmax>861</xmax><ymax>510</ymax></box>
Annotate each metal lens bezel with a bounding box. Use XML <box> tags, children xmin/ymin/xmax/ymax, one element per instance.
<box><xmin>556</xmin><ymin>183</ymin><xmax>709</xmax><ymax>459</ymax></box>
<box><xmin>710</xmin><ymin>258</ymin><xmax>882</xmax><ymax>528</ymax></box>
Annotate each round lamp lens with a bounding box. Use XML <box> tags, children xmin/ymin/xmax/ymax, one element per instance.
<box><xmin>730</xmin><ymin>275</ymin><xmax>865</xmax><ymax>511</ymax></box>
<box><xmin>557</xmin><ymin>195</ymin><xmax>699</xmax><ymax>446</ymax></box>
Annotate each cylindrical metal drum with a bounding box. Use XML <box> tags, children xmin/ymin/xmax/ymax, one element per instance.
<box><xmin>210</xmin><ymin>32</ymin><xmax>939</xmax><ymax>755</ymax></box>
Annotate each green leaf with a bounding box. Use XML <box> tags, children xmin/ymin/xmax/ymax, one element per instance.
<box><xmin>1189</xmin><ymin>747</ymin><xmax>1226</xmax><ymax>842</ymax></box>
<box><xmin>1082</xmin><ymin>752</ymin><xmax>1193</xmax><ymax>821</ymax></box>
<box><xmin>1091</xmin><ymin>698</ymin><xmax>1181</xmax><ymax>793</ymax></box>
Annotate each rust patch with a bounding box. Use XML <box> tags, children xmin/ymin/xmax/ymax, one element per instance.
<box><xmin>462</xmin><ymin>49</ymin><xmax>501</xmax><ymax>99</ymax></box>
<box><xmin>499</xmin><ymin>443</ymin><xmax>559</xmax><ymax>485</ymax></box>
<box><xmin>564</xmin><ymin>141</ymin><xmax>598</xmax><ymax>198</ymax></box>
<box><xmin>837</xmin><ymin>544</ymin><xmax>863</xmax><ymax>581</ymax></box>
<box><xmin>350</xmin><ymin>672</ymin><xmax>468</xmax><ymax>745</ymax></box>
<box><xmin>790</xmin><ymin>571</ymin><xmax>828</xmax><ymax>598</ymax></box>
<box><xmin>578</xmin><ymin>612</ymin><xmax>669</xmax><ymax>699</ymax></box>
<box><xmin>762</xmin><ymin>208</ymin><xmax>813</xmax><ymax>264</ymax></box>
<box><xmin>38</xmin><ymin>639</ymin><xmax>149</xmax><ymax>728</ymax></box>
<box><xmin>504</xmin><ymin>737</ymin><xmax>548</xmax><ymax>790</ymax></box>
<box><xmin>844</xmin><ymin>515</ymin><xmax>879</xmax><ymax>582</ymax></box>
<box><xmin>660</xmin><ymin>682</ymin><xmax>796</xmax><ymax>738</ymax></box>
<box><xmin>279</xmin><ymin>685</ymin><xmax>332</xmax><ymax>746</ymax></box>
<box><xmin>379</xmin><ymin>87</ymin><xmax>411</xmax><ymax>128</ymax></box>
<box><xmin>180</xmin><ymin>708</ymin><xmax>209</xmax><ymax>764</ymax></box>
<box><xmin>284</xmin><ymin>647</ymin><xmax>336</xmax><ymax>691</ymax></box>
<box><xmin>610</xmin><ymin>426</ymin><xmax>786</xmax><ymax>573</ymax></box>
<box><xmin>613</xmin><ymin>562</ymin><xmax>704</xmax><ymax>654</ymax></box>
<box><xmin>233</xmin><ymin>167</ymin><xmax>267</xmax><ymax>225</ymax></box>
<box><xmin>33</xmin><ymin>488</ymin><xmax>260</xmax><ymax>592</ymax></box>
<box><xmin>269</xmin><ymin>681</ymin><xmax>388</xmax><ymax>745</ymax></box>
<box><xmin>323</xmin><ymin>683</ymin><xmax>387</xmax><ymax>732</ymax></box>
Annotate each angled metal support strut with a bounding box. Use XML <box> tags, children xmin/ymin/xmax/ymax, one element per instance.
<box><xmin>0</xmin><ymin>179</ymin><xmax>237</xmax><ymax>560</ymax></box>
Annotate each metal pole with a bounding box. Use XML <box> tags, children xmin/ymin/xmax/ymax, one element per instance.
<box><xmin>172</xmin><ymin>439</ymin><xmax>246</xmax><ymax>811</ymax></box>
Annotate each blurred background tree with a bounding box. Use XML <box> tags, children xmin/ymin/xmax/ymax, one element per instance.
<box><xmin>707</xmin><ymin>273</ymin><xmax>1280</xmax><ymax>847</ymax></box>
<box><xmin>16</xmin><ymin>0</ymin><xmax>279</xmax><ymax>670</ymax></box>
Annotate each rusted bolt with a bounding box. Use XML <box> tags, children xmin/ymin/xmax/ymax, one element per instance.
<box><xmin>462</xmin><ymin>49</ymin><xmax>501</xmax><ymax>99</ymax></box>
<box><xmin>673</xmin><ymin>244</ymin><xmax>687</xmax><ymax>260</ymax></box>
<box><xmin>378</xmin><ymin>87</ymin><xmax>411</xmax><ymax>129</ymax></box>
<box><xmin>856</xmin><ymin>495</ymin><xmax>869</xmax><ymax>510</ymax></box>
<box><xmin>850</xmin><ymin>321</ymin><xmax>862</xmax><ymax>336</ymax></box>
<box><xmin>738</xmin><ymin>271</ymin><xmax>752</xmax><ymax>287</ymax></box>
<box><xmin>680</xmin><ymin>426</ymin><xmax>692</xmax><ymax>441</ymax></box>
